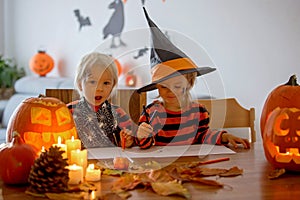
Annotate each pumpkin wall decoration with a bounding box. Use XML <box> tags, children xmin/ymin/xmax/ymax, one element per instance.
<box><xmin>261</xmin><ymin>74</ymin><xmax>300</xmax><ymax>171</ymax></box>
<box><xmin>260</xmin><ymin>75</ymin><xmax>300</xmax><ymax>136</ymax></box>
<box><xmin>262</xmin><ymin>107</ymin><xmax>300</xmax><ymax>171</ymax></box>
<box><xmin>6</xmin><ymin>95</ymin><xmax>78</xmax><ymax>151</ymax></box>
<box><xmin>0</xmin><ymin>132</ymin><xmax>37</xmax><ymax>185</ymax></box>
<box><xmin>29</xmin><ymin>50</ymin><xmax>54</xmax><ymax>77</ymax></box>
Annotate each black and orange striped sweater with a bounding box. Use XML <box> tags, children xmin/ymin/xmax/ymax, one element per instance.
<box><xmin>136</xmin><ymin>100</ymin><xmax>226</xmax><ymax>149</ymax></box>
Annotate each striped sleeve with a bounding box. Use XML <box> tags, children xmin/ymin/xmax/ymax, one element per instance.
<box><xmin>194</xmin><ymin>104</ymin><xmax>225</xmax><ymax>145</ymax></box>
<box><xmin>113</xmin><ymin>105</ymin><xmax>134</xmax><ymax>130</ymax></box>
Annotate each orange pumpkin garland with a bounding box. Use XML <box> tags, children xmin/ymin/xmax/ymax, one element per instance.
<box><xmin>6</xmin><ymin>95</ymin><xmax>78</xmax><ymax>151</ymax></box>
<box><xmin>29</xmin><ymin>50</ymin><xmax>54</xmax><ymax>76</ymax></box>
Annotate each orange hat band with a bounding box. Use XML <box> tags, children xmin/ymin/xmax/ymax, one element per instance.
<box><xmin>151</xmin><ymin>57</ymin><xmax>198</xmax><ymax>82</ymax></box>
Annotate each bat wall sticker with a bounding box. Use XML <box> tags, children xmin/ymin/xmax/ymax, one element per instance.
<box><xmin>74</xmin><ymin>9</ymin><xmax>92</xmax><ymax>31</ymax></box>
<box><xmin>133</xmin><ymin>47</ymin><xmax>149</xmax><ymax>59</ymax></box>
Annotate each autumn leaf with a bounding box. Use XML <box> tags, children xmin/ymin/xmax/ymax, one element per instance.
<box><xmin>268</xmin><ymin>168</ymin><xmax>285</xmax><ymax>179</ymax></box>
<box><xmin>147</xmin><ymin>169</ymin><xmax>174</xmax><ymax>182</ymax></box>
<box><xmin>219</xmin><ymin>166</ymin><xmax>243</xmax><ymax>177</ymax></box>
<box><xmin>189</xmin><ymin>177</ymin><xmax>224</xmax><ymax>187</ymax></box>
<box><xmin>198</xmin><ymin>168</ymin><xmax>228</xmax><ymax>176</ymax></box>
<box><xmin>151</xmin><ymin>180</ymin><xmax>191</xmax><ymax>199</ymax></box>
<box><xmin>112</xmin><ymin>174</ymin><xmax>143</xmax><ymax>192</ymax></box>
<box><xmin>102</xmin><ymin>168</ymin><xmax>123</xmax><ymax>176</ymax></box>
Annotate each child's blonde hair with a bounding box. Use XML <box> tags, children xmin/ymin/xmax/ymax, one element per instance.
<box><xmin>74</xmin><ymin>52</ymin><xmax>118</xmax><ymax>97</ymax></box>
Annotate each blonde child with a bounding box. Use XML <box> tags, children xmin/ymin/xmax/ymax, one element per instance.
<box><xmin>136</xmin><ymin>8</ymin><xmax>250</xmax><ymax>149</ymax></box>
<box><xmin>68</xmin><ymin>52</ymin><xmax>134</xmax><ymax>148</ymax></box>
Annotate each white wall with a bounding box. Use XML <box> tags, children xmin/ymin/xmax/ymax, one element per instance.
<box><xmin>3</xmin><ymin>0</ymin><xmax>300</xmax><ymax>139</ymax></box>
<box><xmin>0</xmin><ymin>0</ymin><xmax>4</xmax><ymax>54</ymax></box>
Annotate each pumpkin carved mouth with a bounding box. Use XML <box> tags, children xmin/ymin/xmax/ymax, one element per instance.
<box><xmin>23</xmin><ymin>127</ymin><xmax>77</xmax><ymax>150</ymax></box>
<box><xmin>266</xmin><ymin>140</ymin><xmax>300</xmax><ymax>164</ymax></box>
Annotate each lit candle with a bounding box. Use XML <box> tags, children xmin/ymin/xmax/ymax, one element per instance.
<box><xmin>90</xmin><ymin>190</ymin><xmax>96</xmax><ymax>200</ymax></box>
<box><xmin>71</xmin><ymin>149</ymin><xmax>87</xmax><ymax>176</ymax></box>
<box><xmin>53</xmin><ymin>136</ymin><xmax>67</xmax><ymax>159</ymax></box>
<box><xmin>66</xmin><ymin>136</ymin><xmax>81</xmax><ymax>160</ymax></box>
<box><xmin>67</xmin><ymin>164</ymin><xmax>83</xmax><ymax>185</ymax></box>
<box><xmin>38</xmin><ymin>146</ymin><xmax>46</xmax><ymax>157</ymax></box>
<box><xmin>85</xmin><ymin>164</ymin><xmax>101</xmax><ymax>182</ymax></box>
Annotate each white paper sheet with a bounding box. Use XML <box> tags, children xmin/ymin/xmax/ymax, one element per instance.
<box><xmin>87</xmin><ymin>144</ymin><xmax>235</xmax><ymax>160</ymax></box>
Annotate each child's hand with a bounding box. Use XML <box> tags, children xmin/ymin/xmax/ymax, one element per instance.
<box><xmin>137</xmin><ymin>122</ymin><xmax>153</xmax><ymax>139</ymax></box>
<box><xmin>221</xmin><ymin>133</ymin><xmax>250</xmax><ymax>149</ymax></box>
<box><xmin>120</xmin><ymin>128</ymin><xmax>134</xmax><ymax>148</ymax></box>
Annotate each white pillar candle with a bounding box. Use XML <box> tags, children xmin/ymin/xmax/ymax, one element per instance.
<box><xmin>85</xmin><ymin>164</ymin><xmax>101</xmax><ymax>182</ymax></box>
<box><xmin>71</xmin><ymin>149</ymin><xmax>87</xmax><ymax>176</ymax></box>
<box><xmin>53</xmin><ymin>136</ymin><xmax>67</xmax><ymax>159</ymax></box>
<box><xmin>67</xmin><ymin>164</ymin><xmax>83</xmax><ymax>185</ymax></box>
<box><xmin>66</xmin><ymin>136</ymin><xmax>81</xmax><ymax>160</ymax></box>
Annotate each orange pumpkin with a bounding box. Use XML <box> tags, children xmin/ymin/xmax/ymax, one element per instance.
<box><xmin>6</xmin><ymin>95</ymin><xmax>78</xmax><ymax>151</ymax></box>
<box><xmin>263</xmin><ymin>107</ymin><xmax>300</xmax><ymax>171</ymax></box>
<box><xmin>29</xmin><ymin>50</ymin><xmax>54</xmax><ymax>76</ymax></box>
<box><xmin>0</xmin><ymin>132</ymin><xmax>37</xmax><ymax>185</ymax></box>
<box><xmin>260</xmin><ymin>75</ymin><xmax>300</xmax><ymax>136</ymax></box>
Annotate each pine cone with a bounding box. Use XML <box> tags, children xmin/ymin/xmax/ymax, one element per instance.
<box><xmin>27</xmin><ymin>146</ymin><xmax>69</xmax><ymax>193</ymax></box>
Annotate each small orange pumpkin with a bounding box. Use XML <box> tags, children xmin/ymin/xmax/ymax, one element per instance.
<box><xmin>0</xmin><ymin>132</ymin><xmax>37</xmax><ymax>185</ymax></box>
<box><xmin>263</xmin><ymin>107</ymin><xmax>300</xmax><ymax>171</ymax></box>
<box><xmin>6</xmin><ymin>95</ymin><xmax>78</xmax><ymax>151</ymax></box>
<box><xmin>29</xmin><ymin>50</ymin><xmax>54</xmax><ymax>76</ymax></box>
<box><xmin>260</xmin><ymin>75</ymin><xmax>300</xmax><ymax>136</ymax></box>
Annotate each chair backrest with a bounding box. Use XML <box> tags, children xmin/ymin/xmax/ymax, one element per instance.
<box><xmin>45</xmin><ymin>89</ymin><xmax>146</xmax><ymax>124</ymax></box>
<box><xmin>197</xmin><ymin>98</ymin><xmax>256</xmax><ymax>142</ymax></box>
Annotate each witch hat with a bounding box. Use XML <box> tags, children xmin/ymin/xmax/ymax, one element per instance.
<box><xmin>137</xmin><ymin>7</ymin><xmax>216</xmax><ymax>93</ymax></box>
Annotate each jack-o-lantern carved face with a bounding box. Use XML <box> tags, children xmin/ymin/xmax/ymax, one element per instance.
<box><xmin>29</xmin><ymin>50</ymin><xmax>54</xmax><ymax>76</ymax></box>
<box><xmin>263</xmin><ymin>107</ymin><xmax>300</xmax><ymax>171</ymax></box>
<box><xmin>6</xmin><ymin>96</ymin><xmax>78</xmax><ymax>151</ymax></box>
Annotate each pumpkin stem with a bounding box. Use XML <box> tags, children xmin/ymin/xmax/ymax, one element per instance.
<box><xmin>38</xmin><ymin>94</ymin><xmax>46</xmax><ymax>98</ymax></box>
<box><xmin>11</xmin><ymin>131</ymin><xmax>25</xmax><ymax>145</ymax></box>
<box><xmin>285</xmin><ymin>74</ymin><xmax>299</xmax><ymax>86</ymax></box>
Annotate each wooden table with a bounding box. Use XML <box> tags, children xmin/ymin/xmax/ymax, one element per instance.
<box><xmin>1</xmin><ymin>142</ymin><xmax>300</xmax><ymax>200</ymax></box>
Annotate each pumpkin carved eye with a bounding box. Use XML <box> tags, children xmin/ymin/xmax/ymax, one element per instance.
<box><xmin>31</xmin><ymin>107</ymin><xmax>52</xmax><ymax>126</ymax></box>
<box><xmin>274</xmin><ymin>112</ymin><xmax>290</xmax><ymax>136</ymax></box>
<box><xmin>55</xmin><ymin>107</ymin><xmax>72</xmax><ymax>126</ymax></box>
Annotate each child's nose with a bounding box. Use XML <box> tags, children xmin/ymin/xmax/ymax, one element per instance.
<box><xmin>96</xmin><ymin>83</ymin><xmax>104</xmax><ymax>91</ymax></box>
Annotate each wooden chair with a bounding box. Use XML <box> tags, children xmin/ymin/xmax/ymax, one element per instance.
<box><xmin>197</xmin><ymin>98</ymin><xmax>256</xmax><ymax>142</ymax></box>
<box><xmin>45</xmin><ymin>89</ymin><xmax>146</xmax><ymax>124</ymax></box>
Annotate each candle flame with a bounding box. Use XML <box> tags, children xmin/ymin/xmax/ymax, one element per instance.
<box><xmin>71</xmin><ymin>136</ymin><xmax>74</xmax><ymax>141</ymax></box>
<box><xmin>88</xmin><ymin>164</ymin><xmax>95</xmax><ymax>170</ymax></box>
<box><xmin>58</xmin><ymin>136</ymin><xmax>62</xmax><ymax>145</ymax></box>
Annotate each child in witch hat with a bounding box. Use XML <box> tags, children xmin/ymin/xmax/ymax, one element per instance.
<box><xmin>135</xmin><ymin>8</ymin><xmax>250</xmax><ymax>149</ymax></box>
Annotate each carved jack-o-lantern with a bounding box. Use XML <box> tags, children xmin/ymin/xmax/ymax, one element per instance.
<box><xmin>263</xmin><ymin>107</ymin><xmax>300</xmax><ymax>171</ymax></box>
<box><xmin>29</xmin><ymin>50</ymin><xmax>54</xmax><ymax>76</ymax></box>
<box><xmin>6</xmin><ymin>95</ymin><xmax>78</xmax><ymax>151</ymax></box>
<box><xmin>260</xmin><ymin>75</ymin><xmax>300</xmax><ymax>136</ymax></box>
